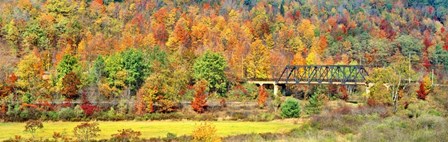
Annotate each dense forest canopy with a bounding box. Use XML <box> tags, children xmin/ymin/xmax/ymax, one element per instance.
<box><xmin>0</xmin><ymin>0</ymin><xmax>448</xmax><ymax>102</ymax></box>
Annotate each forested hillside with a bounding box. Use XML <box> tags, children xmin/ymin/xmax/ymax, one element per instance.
<box><xmin>0</xmin><ymin>0</ymin><xmax>448</xmax><ymax>118</ymax></box>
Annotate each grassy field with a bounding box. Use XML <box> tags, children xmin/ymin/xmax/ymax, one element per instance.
<box><xmin>0</xmin><ymin>120</ymin><xmax>300</xmax><ymax>140</ymax></box>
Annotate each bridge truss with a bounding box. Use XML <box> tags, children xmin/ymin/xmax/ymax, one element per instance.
<box><xmin>276</xmin><ymin>65</ymin><xmax>369</xmax><ymax>85</ymax></box>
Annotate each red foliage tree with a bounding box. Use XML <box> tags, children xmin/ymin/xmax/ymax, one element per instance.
<box><xmin>153</xmin><ymin>23</ymin><xmax>168</xmax><ymax>45</ymax></box>
<box><xmin>257</xmin><ymin>86</ymin><xmax>268</xmax><ymax>108</ymax></box>
<box><xmin>192</xmin><ymin>80</ymin><xmax>208</xmax><ymax>113</ymax></box>
<box><xmin>80</xmin><ymin>91</ymin><xmax>97</xmax><ymax>116</ymax></box>
<box><xmin>416</xmin><ymin>81</ymin><xmax>430</xmax><ymax>100</ymax></box>
<box><xmin>422</xmin><ymin>31</ymin><xmax>433</xmax><ymax>70</ymax></box>
<box><xmin>0</xmin><ymin>73</ymin><xmax>17</xmax><ymax>98</ymax></box>
<box><xmin>380</xmin><ymin>19</ymin><xmax>396</xmax><ymax>39</ymax></box>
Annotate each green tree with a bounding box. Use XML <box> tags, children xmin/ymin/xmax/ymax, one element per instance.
<box><xmin>102</xmin><ymin>53</ymin><xmax>127</xmax><ymax>97</ymax></box>
<box><xmin>92</xmin><ymin>56</ymin><xmax>105</xmax><ymax>84</ymax></box>
<box><xmin>46</xmin><ymin>0</ymin><xmax>75</xmax><ymax>16</ymax></box>
<box><xmin>394</xmin><ymin>35</ymin><xmax>424</xmax><ymax>62</ymax></box>
<box><xmin>3</xmin><ymin>20</ymin><xmax>19</xmax><ymax>50</ymax></box>
<box><xmin>193</xmin><ymin>51</ymin><xmax>228</xmax><ymax>95</ymax></box>
<box><xmin>305</xmin><ymin>93</ymin><xmax>322</xmax><ymax>115</ymax></box>
<box><xmin>431</xmin><ymin>45</ymin><xmax>448</xmax><ymax>71</ymax></box>
<box><xmin>121</xmin><ymin>49</ymin><xmax>146</xmax><ymax>91</ymax></box>
<box><xmin>21</xmin><ymin>20</ymin><xmax>50</xmax><ymax>51</ymax></box>
<box><xmin>280</xmin><ymin>97</ymin><xmax>301</xmax><ymax>118</ymax></box>
<box><xmin>146</xmin><ymin>47</ymin><xmax>169</xmax><ymax>74</ymax></box>
<box><xmin>57</xmin><ymin>54</ymin><xmax>80</xmax><ymax>82</ymax></box>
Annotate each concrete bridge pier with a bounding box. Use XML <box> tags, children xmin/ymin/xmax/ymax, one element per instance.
<box><xmin>247</xmin><ymin>81</ymin><xmax>284</xmax><ymax>96</ymax></box>
<box><xmin>365</xmin><ymin>83</ymin><xmax>374</xmax><ymax>95</ymax></box>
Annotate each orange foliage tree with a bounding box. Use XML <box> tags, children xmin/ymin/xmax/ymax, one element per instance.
<box><xmin>61</xmin><ymin>72</ymin><xmax>81</xmax><ymax>99</ymax></box>
<box><xmin>257</xmin><ymin>85</ymin><xmax>268</xmax><ymax>108</ymax></box>
<box><xmin>192</xmin><ymin>80</ymin><xmax>208</xmax><ymax>113</ymax></box>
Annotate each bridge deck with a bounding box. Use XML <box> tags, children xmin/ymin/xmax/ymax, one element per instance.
<box><xmin>247</xmin><ymin>80</ymin><xmax>367</xmax><ymax>85</ymax></box>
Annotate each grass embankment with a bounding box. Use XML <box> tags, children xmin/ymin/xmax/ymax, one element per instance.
<box><xmin>0</xmin><ymin>120</ymin><xmax>301</xmax><ymax>140</ymax></box>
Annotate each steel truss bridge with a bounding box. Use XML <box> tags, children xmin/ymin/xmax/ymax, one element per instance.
<box><xmin>247</xmin><ymin>65</ymin><xmax>370</xmax><ymax>96</ymax></box>
<box><xmin>276</xmin><ymin>65</ymin><xmax>369</xmax><ymax>85</ymax></box>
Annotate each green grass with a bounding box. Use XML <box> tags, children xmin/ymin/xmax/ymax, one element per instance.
<box><xmin>0</xmin><ymin>120</ymin><xmax>300</xmax><ymax>140</ymax></box>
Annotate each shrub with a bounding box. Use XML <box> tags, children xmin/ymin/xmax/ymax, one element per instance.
<box><xmin>47</xmin><ymin>111</ymin><xmax>59</xmax><ymax>120</ymax></box>
<box><xmin>305</xmin><ymin>93</ymin><xmax>322</xmax><ymax>115</ymax></box>
<box><xmin>280</xmin><ymin>97</ymin><xmax>301</xmax><ymax>118</ymax></box>
<box><xmin>111</xmin><ymin>129</ymin><xmax>141</xmax><ymax>142</ymax></box>
<box><xmin>80</xmin><ymin>103</ymin><xmax>97</xmax><ymax>116</ymax></box>
<box><xmin>191</xmin><ymin>123</ymin><xmax>221</xmax><ymax>142</ymax></box>
<box><xmin>117</xmin><ymin>99</ymin><xmax>129</xmax><ymax>116</ymax></box>
<box><xmin>339</xmin><ymin>86</ymin><xmax>349</xmax><ymax>101</ymax></box>
<box><xmin>165</xmin><ymin>132</ymin><xmax>177</xmax><ymax>141</ymax></box>
<box><xmin>106</xmin><ymin>107</ymin><xmax>117</xmax><ymax>120</ymax></box>
<box><xmin>192</xmin><ymin>80</ymin><xmax>208</xmax><ymax>113</ymax></box>
<box><xmin>24</xmin><ymin>120</ymin><xmax>43</xmax><ymax>138</ymax></box>
<box><xmin>53</xmin><ymin>131</ymin><xmax>72</xmax><ymax>142</ymax></box>
<box><xmin>156</xmin><ymin>98</ymin><xmax>178</xmax><ymax>113</ymax></box>
<box><xmin>73</xmin><ymin>122</ymin><xmax>101</xmax><ymax>142</ymax></box>
<box><xmin>243</xmin><ymin>83</ymin><xmax>258</xmax><ymax>99</ymax></box>
<box><xmin>59</xmin><ymin>107</ymin><xmax>81</xmax><ymax>121</ymax></box>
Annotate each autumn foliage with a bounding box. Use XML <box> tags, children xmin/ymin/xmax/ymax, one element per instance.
<box><xmin>416</xmin><ymin>76</ymin><xmax>432</xmax><ymax>100</ymax></box>
<box><xmin>191</xmin><ymin>123</ymin><xmax>221</xmax><ymax>142</ymax></box>
<box><xmin>339</xmin><ymin>86</ymin><xmax>349</xmax><ymax>101</ymax></box>
<box><xmin>257</xmin><ymin>86</ymin><xmax>268</xmax><ymax>108</ymax></box>
<box><xmin>192</xmin><ymin>80</ymin><xmax>208</xmax><ymax>113</ymax></box>
<box><xmin>61</xmin><ymin>72</ymin><xmax>81</xmax><ymax>99</ymax></box>
<box><xmin>80</xmin><ymin>92</ymin><xmax>97</xmax><ymax>116</ymax></box>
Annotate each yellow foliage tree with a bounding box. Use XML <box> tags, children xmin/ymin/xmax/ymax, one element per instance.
<box><xmin>298</xmin><ymin>19</ymin><xmax>316</xmax><ymax>49</ymax></box>
<box><xmin>245</xmin><ymin>39</ymin><xmax>270</xmax><ymax>79</ymax></box>
<box><xmin>306</xmin><ymin>50</ymin><xmax>321</xmax><ymax>65</ymax></box>
<box><xmin>15</xmin><ymin>52</ymin><xmax>45</xmax><ymax>96</ymax></box>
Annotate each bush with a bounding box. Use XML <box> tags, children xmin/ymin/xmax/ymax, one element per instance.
<box><xmin>243</xmin><ymin>83</ymin><xmax>258</xmax><ymax>99</ymax></box>
<box><xmin>24</xmin><ymin>120</ymin><xmax>43</xmax><ymax>137</ymax></box>
<box><xmin>111</xmin><ymin>129</ymin><xmax>141</xmax><ymax>142</ymax></box>
<box><xmin>165</xmin><ymin>132</ymin><xmax>177</xmax><ymax>141</ymax></box>
<box><xmin>80</xmin><ymin>103</ymin><xmax>97</xmax><ymax>116</ymax></box>
<box><xmin>106</xmin><ymin>107</ymin><xmax>117</xmax><ymax>120</ymax></box>
<box><xmin>73</xmin><ymin>122</ymin><xmax>101</xmax><ymax>142</ymax></box>
<box><xmin>191</xmin><ymin>123</ymin><xmax>221</xmax><ymax>142</ymax></box>
<box><xmin>280</xmin><ymin>98</ymin><xmax>301</xmax><ymax>118</ymax></box>
<box><xmin>6</xmin><ymin>104</ymin><xmax>20</xmax><ymax>121</ymax></box>
<box><xmin>46</xmin><ymin>111</ymin><xmax>59</xmax><ymax>121</ymax></box>
<box><xmin>58</xmin><ymin>107</ymin><xmax>77</xmax><ymax>121</ymax></box>
<box><xmin>156</xmin><ymin>99</ymin><xmax>178</xmax><ymax>113</ymax></box>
